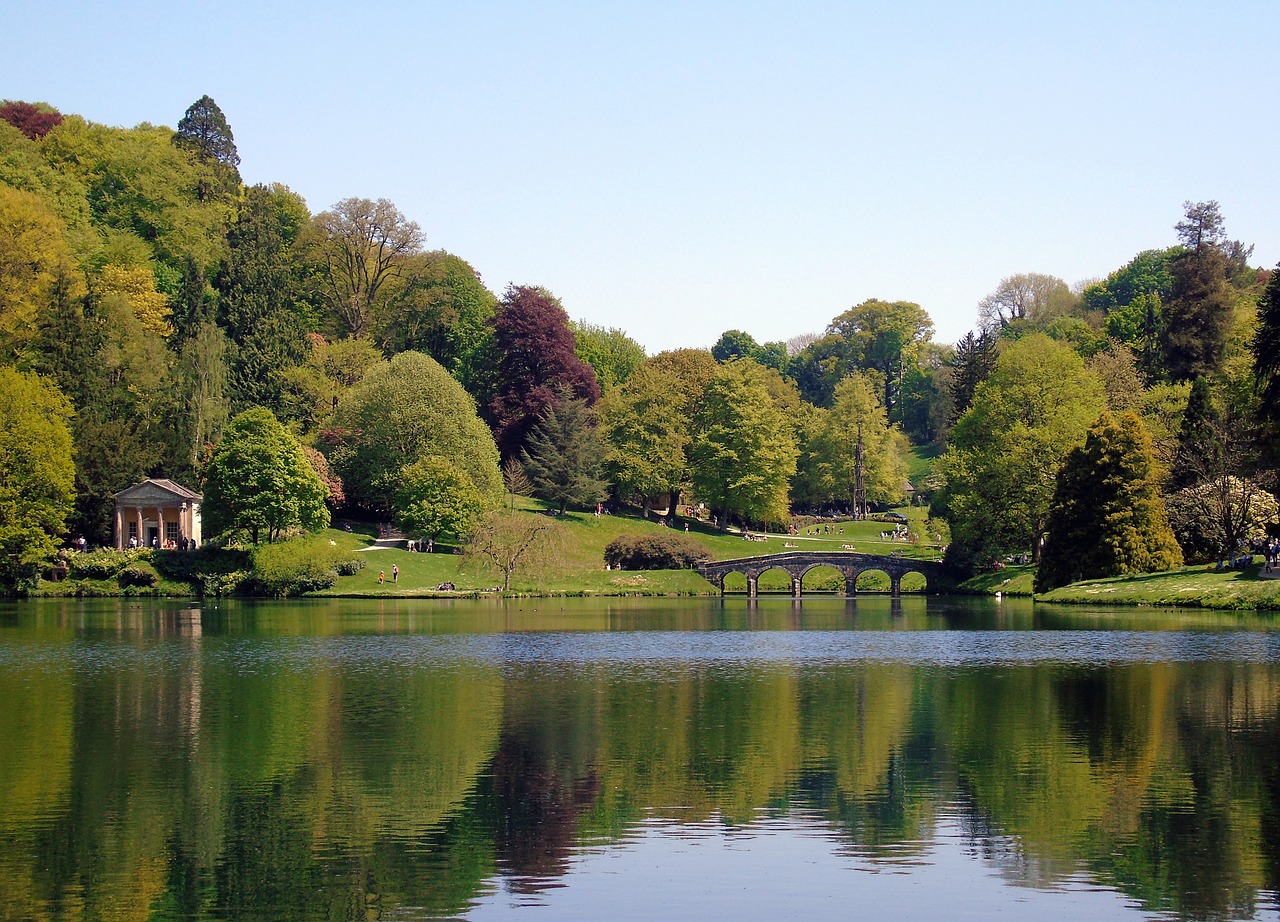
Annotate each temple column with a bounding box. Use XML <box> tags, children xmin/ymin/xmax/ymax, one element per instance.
<box><xmin>115</xmin><ymin>506</ymin><xmax>123</xmax><ymax>550</ymax></box>
<box><xmin>157</xmin><ymin>508</ymin><xmax>165</xmax><ymax>548</ymax></box>
<box><xmin>136</xmin><ymin>508</ymin><xmax>144</xmax><ymax>548</ymax></box>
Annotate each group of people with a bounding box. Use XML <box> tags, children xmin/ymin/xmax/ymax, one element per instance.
<box><xmin>1262</xmin><ymin>538</ymin><xmax>1280</xmax><ymax>573</ymax></box>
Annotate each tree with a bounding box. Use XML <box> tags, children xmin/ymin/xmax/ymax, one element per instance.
<box><xmin>570</xmin><ymin>320</ymin><xmax>646</xmax><ymax>391</ymax></box>
<box><xmin>375</xmin><ymin>250</ymin><xmax>497</xmax><ymax>381</ymax></box>
<box><xmin>826</xmin><ymin>299</ymin><xmax>934</xmax><ymax>419</ymax></box>
<box><xmin>601</xmin><ymin>361</ymin><xmax>693</xmax><ymax>514</ymax></box>
<box><xmin>489</xmin><ymin>285</ymin><xmax>600</xmax><ymax>457</ymax></box>
<box><xmin>0</xmin><ymin>367</ymin><xmax>75</xmax><ymax>587</ymax></box>
<box><xmin>173</xmin><ymin>95</ymin><xmax>240</xmax><ymax>171</ymax></box>
<box><xmin>502</xmin><ymin>457</ymin><xmax>533</xmax><ymax>510</ymax></box>
<box><xmin>691</xmin><ymin>359</ymin><xmax>798</xmax><ymax>528</ymax></box>
<box><xmin>1162</xmin><ymin>201</ymin><xmax>1237</xmax><ymax>381</ymax></box>
<box><xmin>0</xmin><ymin>100</ymin><xmax>63</xmax><ymax>140</ymax></box>
<box><xmin>1253</xmin><ymin>266</ymin><xmax>1280</xmax><ymax>427</ymax></box>
<box><xmin>395</xmin><ymin>456</ymin><xmax>487</xmax><ymax>546</ymax></box>
<box><xmin>325</xmin><ymin>350</ymin><xmax>502</xmax><ymax>514</ymax></box>
<box><xmin>1035</xmin><ymin>412</ymin><xmax>1182</xmax><ymax>592</ymax></box>
<box><xmin>811</xmin><ymin>373</ymin><xmax>907</xmax><ymax>517</ymax></box>
<box><xmin>711</xmin><ymin>329</ymin><xmax>760</xmax><ymax>363</ymax></box>
<box><xmin>216</xmin><ymin>183</ymin><xmax>313</xmax><ymax>413</ymax></box>
<box><xmin>1167</xmin><ymin>477</ymin><xmax>1277</xmax><ymax>564</ymax></box>
<box><xmin>977</xmin><ymin>273</ymin><xmax>1074</xmax><ymax>332</ymax></box>
<box><xmin>95</xmin><ymin>264</ymin><xmax>172</xmax><ymax>336</ymax></box>
<box><xmin>936</xmin><ymin>334</ymin><xmax>1105</xmax><ymax>571</ymax></box>
<box><xmin>0</xmin><ymin>184</ymin><xmax>79</xmax><ymax>362</ymax></box>
<box><xmin>303</xmin><ymin>197</ymin><xmax>423</xmax><ymax>338</ymax></box>
<box><xmin>202</xmin><ymin>407</ymin><xmax>329</xmax><ymax>545</ymax></box>
<box><xmin>172</xmin><ymin>95</ymin><xmax>241</xmax><ymax>198</ymax></box>
<box><xmin>462</xmin><ymin>510</ymin><xmax>565</xmax><ymax>592</ymax></box>
<box><xmin>520</xmin><ymin>396</ymin><xmax>609</xmax><ymax>514</ymax></box>
<box><xmin>946</xmin><ymin>330</ymin><xmax>997</xmax><ymax>422</ymax></box>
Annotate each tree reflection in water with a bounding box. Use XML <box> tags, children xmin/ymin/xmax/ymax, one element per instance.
<box><xmin>0</xmin><ymin>599</ymin><xmax>1277</xmax><ymax>920</ymax></box>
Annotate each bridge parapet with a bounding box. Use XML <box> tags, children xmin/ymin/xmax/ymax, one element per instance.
<box><xmin>696</xmin><ymin>551</ymin><xmax>952</xmax><ymax>597</ymax></box>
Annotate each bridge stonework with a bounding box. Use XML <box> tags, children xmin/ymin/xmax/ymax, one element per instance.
<box><xmin>696</xmin><ymin>551</ymin><xmax>953</xmax><ymax>598</ymax></box>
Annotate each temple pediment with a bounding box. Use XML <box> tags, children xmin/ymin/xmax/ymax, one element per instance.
<box><xmin>114</xmin><ymin>479</ymin><xmax>203</xmax><ymax>507</ymax></box>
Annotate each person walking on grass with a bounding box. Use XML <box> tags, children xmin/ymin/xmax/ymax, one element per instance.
<box><xmin>392</xmin><ymin>564</ymin><xmax>399</xmax><ymax>583</ymax></box>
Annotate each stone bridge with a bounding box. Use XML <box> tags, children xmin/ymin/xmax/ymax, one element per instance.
<box><xmin>697</xmin><ymin>551</ymin><xmax>954</xmax><ymax>597</ymax></box>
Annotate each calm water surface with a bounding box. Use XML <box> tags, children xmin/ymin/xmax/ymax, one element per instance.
<box><xmin>1</xmin><ymin>595</ymin><xmax>1278</xmax><ymax>921</ymax></box>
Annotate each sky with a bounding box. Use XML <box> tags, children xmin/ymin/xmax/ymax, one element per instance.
<box><xmin>5</xmin><ymin>0</ymin><xmax>1278</xmax><ymax>353</ymax></box>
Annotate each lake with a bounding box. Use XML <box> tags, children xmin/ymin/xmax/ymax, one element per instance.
<box><xmin>1</xmin><ymin>595</ymin><xmax>1278</xmax><ymax>920</ymax></box>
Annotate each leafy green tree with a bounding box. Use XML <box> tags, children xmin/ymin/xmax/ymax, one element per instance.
<box><xmin>691</xmin><ymin>359</ymin><xmax>798</xmax><ymax>528</ymax></box>
<box><xmin>375</xmin><ymin>250</ymin><xmax>497</xmax><ymax>381</ymax></box>
<box><xmin>786</xmin><ymin>333</ymin><xmax>847</xmax><ymax>407</ymax></box>
<box><xmin>811</xmin><ymin>373</ymin><xmax>907</xmax><ymax>517</ymax></box>
<box><xmin>937</xmin><ymin>334</ymin><xmax>1105</xmax><ymax>570</ymax></box>
<box><xmin>1166</xmin><ymin>477</ymin><xmax>1278</xmax><ymax>563</ymax></box>
<box><xmin>826</xmin><ymin>299</ymin><xmax>934</xmax><ymax>419</ymax></box>
<box><xmin>520</xmin><ymin>396</ymin><xmax>609</xmax><ymax>514</ymax></box>
<box><xmin>0</xmin><ymin>367</ymin><xmax>75</xmax><ymax>587</ymax></box>
<box><xmin>303</xmin><ymin>196</ymin><xmax>423</xmax><ymax>338</ymax></box>
<box><xmin>326</xmin><ymin>350</ymin><xmax>502</xmax><ymax>514</ymax></box>
<box><xmin>1035</xmin><ymin>412</ymin><xmax>1182</xmax><ymax>591</ymax></box>
<box><xmin>570</xmin><ymin>320</ymin><xmax>646</xmax><ymax>391</ymax></box>
<box><xmin>0</xmin><ymin>184</ymin><xmax>80</xmax><ymax>362</ymax></box>
<box><xmin>601</xmin><ymin>362</ymin><xmax>692</xmax><ymax>514</ymax></box>
<box><xmin>711</xmin><ymin>329</ymin><xmax>760</xmax><ymax>363</ymax></box>
<box><xmin>394</xmin><ymin>456</ymin><xmax>487</xmax><ymax>545</ymax></box>
<box><xmin>203</xmin><ymin>407</ymin><xmax>329</xmax><ymax>545</ymax></box>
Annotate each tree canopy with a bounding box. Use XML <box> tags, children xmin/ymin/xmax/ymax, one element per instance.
<box><xmin>0</xmin><ymin>367</ymin><xmax>75</xmax><ymax>587</ymax></box>
<box><xmin>202</xmin><ymin>407</ymin><xmax>329</xmax><ymax>545</ymax></box>
<box><xmin>1036</xmin><ymin>411</ymin><xmax>1182</xmax><ymax>591</ymax></box>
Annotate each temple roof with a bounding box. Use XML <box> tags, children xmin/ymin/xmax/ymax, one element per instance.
<box><xmin>114</xmin><ymin>478</ymin><xmax>203</xmax><ymax>504</ymax></box>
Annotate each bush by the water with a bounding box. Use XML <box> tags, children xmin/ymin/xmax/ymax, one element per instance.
<box><xmin>605</xmin><ymin>533</ymin><xmax>712</xmax><ymax>570</ymax></box>
<box><xmin>334</xmin><ymin>558</ymin><xmax>365</xmax><ymax>576</ymax></box>
<box><xmin>118</xmin><ymin>563</ymin><xmax>160</xmax><ymax>588</ymax></box>
<box><xmin>251</xmin><ymin>537</ymin><xmax>349</xmax><ymax>597</ymax></box>
<box><xmin>68</xmin><ymin>548</ymin><xmax>150</xmax><ymax>580</ymax></box>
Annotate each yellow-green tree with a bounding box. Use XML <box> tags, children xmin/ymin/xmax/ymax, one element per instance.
<box><xmin>691</xmin><ymin>358</ymin><xmax>797</xmax><ymax>528</ymax></box>
<box><xmin>1036</xmin><ymin>411</ymin><xmax>1183</xmax><ymax>591</ymax></box>
<box><xmin>0</xmin><ymin>185</ymin><xmax>80</xmax><ymax>361</ymax></box>
<box><xmin>0</xmin><ymin>367</ymin><xmax>75</xmax><ymax>586</ymax></box>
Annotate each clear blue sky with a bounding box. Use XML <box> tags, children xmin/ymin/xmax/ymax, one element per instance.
<box><xmin>5</xmin><ymin>1</ymin><xmax>1277</xmax><ymax>352</ymax></box>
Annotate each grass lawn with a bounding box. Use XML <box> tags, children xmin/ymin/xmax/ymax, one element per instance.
<box><xmin>1035</xmin><ymin>563</ymin><xmax>1280</xmax><ymax>611</ymax></box>
<box><xmin>314</xmin><ymin>500</ymin><xmax>944</xmax><ymax>597</ymax></box>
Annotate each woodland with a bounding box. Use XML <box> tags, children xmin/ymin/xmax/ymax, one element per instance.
<box><xmin>2</xmin><ymin>96</ymin><xmax>1278</xmax><ymax>592</ymax></box>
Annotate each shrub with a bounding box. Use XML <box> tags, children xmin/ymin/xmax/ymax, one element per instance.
<box><xmin>153</xmin><ymin>546</ymin><xmax>251</xmax><ymax>583</ymax></box>
<box><xmin>334</xmin><ymin>558</ymin><xmax>365</xmax><ymax>576</ymax></box>
<box><xmin>69</xmin><ymin>549</ymin><xmax>138</xmax><ymax>580</ymax></box>
<box><xmin>605</xmin><ymin>533</ymin><xmax>713</xmax><ymax>571</ymax></box>
<box><xmin>251</xmin><ymin>536</ymin><xmax>346</xmax><ymax>597</ymax></box>
<box><xmin>118</xmin><ymin>563</ymin><xmax>160</xmax><ymax>588</ymax></box>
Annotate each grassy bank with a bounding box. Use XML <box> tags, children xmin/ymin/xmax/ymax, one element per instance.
<box><xmin>317</xmin><ymin>500</ymin><xmax>944</xmax><ymax>597</ymax></box>
<box><xmin>1035</xmin><ymin>564</ymin><xmax>1280</xmax><ymax>611</ymax></box>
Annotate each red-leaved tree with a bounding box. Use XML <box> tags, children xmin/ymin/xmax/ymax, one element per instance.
<box><xmin>489</xmin><ymin>285</ymin><xmax>600</xmax><ymax>458</ymax></box>
<box><xmin>0</xmin><ymin>101</ymin><xmax>63</xmax><ymax>140</ymax></box>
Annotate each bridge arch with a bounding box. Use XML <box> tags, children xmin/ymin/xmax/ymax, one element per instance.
<box><xmin>697</xmin><ymin>551</ymin><xmax>951</xmax><ymax>598</ymax></box>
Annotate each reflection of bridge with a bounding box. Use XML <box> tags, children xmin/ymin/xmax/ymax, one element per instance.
<box><xmin>697</xmin><ymin>551</ymin><xmax>954</xmax><ymax>597</ymax></box>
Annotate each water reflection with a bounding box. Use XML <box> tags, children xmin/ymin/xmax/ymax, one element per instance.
<box><xmin>0</xmin><ymin>598</ymin><xmax>1278</xmax><ymax>920</ymax></box>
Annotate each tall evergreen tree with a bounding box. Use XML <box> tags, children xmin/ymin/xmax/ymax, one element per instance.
<box><xmin>946</xmin><ymin>330</ymin><xmax>997</xmax><ymax>422</ymax></box>
<box><xmin>1161</xmin><ymin>201</ymin><xmax>1236</xmax><ymax>381</ymax></box>
<box><xmin>1036</xmin><ymin>412</ymin><xmax>1182</xmax><ymax>592</ymax></box>
<box><xmin>520</xmin><ymin>396</ymin><xmax>609</xmax><ymax>515</ymax></box>
<box><xmin>172</xmin><ymin>94</ymin><xmax>241</xmax><ymax>198</ymax></box>
<box><xmin>1253</xmin><ymin>265</ymin><xmax>1280</xmax><ymax>428</ymax></box>
<box><xmin>216</xmin><ymin>184</ymin><xmax>312</xmax><ymax>413</ymax></box>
